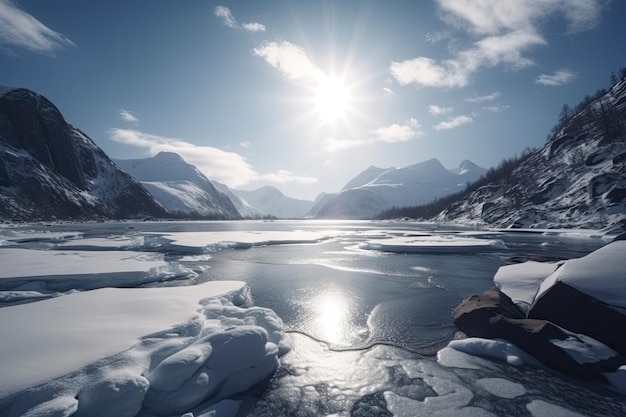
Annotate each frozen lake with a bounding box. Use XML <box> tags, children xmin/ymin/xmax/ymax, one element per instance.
<box><xmin>1</xmin><ymin>220</ymin><xmax>625</xmax><ymax>416</ymax></box>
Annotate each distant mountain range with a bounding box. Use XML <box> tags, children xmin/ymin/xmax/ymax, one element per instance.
<box><xmin>1</xmin><ymin>79</ymin><xmax>624</xmax><ymax>228</ymax></box>
<box><xmin>310</xmin><ymin>159</ymin><xmax>486</xmax><ymax>219</ymax></box>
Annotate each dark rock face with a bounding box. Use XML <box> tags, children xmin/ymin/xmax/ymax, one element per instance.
<box><xmin>454</xmin><ymin>288</ymin><xmax>626</xmax><ymax>379</ymax></box>
<box><xmin>440</xmin><ymin>79</ymin><xmax>626</xmax><ymax>229</ymax></box>
<box><xmin>528</xmin><ymin>281</ymin><xmax>626</xmax><ymax>358</ymax></box>
<box><xmin>0</xmin><ymin>87</ymin><xmax>168</xmax><ymax>221</ymax></box>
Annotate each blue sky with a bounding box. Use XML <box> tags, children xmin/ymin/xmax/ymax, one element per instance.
<box><xmin>1</xmin><ymin>0</ymin><xmax>624</xmax><ymax>200</ymax></box>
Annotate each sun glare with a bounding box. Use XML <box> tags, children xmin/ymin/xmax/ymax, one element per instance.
<box><xmin>314</xmin><ymin>75</ymin><xmax>350</xmax><ymax>124</ymax></box>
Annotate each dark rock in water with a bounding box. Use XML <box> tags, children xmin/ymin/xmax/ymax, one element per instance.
<box><xmin>454</xmin><ymin>288</ymin><xmax>626</xmax><ymax>379</ymax></box>
<box><xmin>528</xmin><ymin>280</ymin><xmax>626</xmax><ymax>358</ymax></box>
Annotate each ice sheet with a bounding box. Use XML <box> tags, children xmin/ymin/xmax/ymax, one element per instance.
<box><xmin>150</xmin><ymin>230</ymin><xmax>338</xmax><ymax>253</ymax></box>
<box><xmin>0</xmin><ymin>248</ymin><xmax>196</xmax><ymax>297</ymax></box>
<box><xmin>0</xmin><ymin>281</ymin><xmax>290</xmax><ymax>417</ymax></box>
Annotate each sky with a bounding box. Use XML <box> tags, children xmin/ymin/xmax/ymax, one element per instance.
<box><xmin>1</xmin><ymin>0</ymin><xmax>625</xmax><ymax>201</ymax></box>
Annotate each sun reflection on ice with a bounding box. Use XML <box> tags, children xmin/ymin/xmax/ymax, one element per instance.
<box><xmin>310</xmin><ymin>288</ymin><xmax>364</xmax><ymax>347</ymax></box>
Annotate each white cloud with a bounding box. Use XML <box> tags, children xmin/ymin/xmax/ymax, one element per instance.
<box><xmin>389</xmin><ymin>0</ymin><xmax>604</xmax><ymax>88</ymax></box>
<box><xmin>323</xmin><ymin>137</ymin><xmax>368</xmax><ymax>153</ymax></box>
<box><xmin>240</xmin><ymin>141</ymin><xmax>251</xmax><ymax>148</ymax></box>
<box><xmin>214</xmin><ymin>5</ymin><xmax>265</xmax><ymax>32</ymax></box>
<box><xmin>108</xmin><ymin>129</ymin><xmax>315</xmax><ymax>187</ymax></box>
<box><xmin>465</xmin><ymin>91</ymin><xmax>500</xmax><ymax>103</ymax></box>
<box><xmin>428</xmin><ymin>105</ymin><xmax>453</xmax><ymax>116</ymax></box>
<box><xmin>382</xmin><ymin>87</ymin><xmax>395</xmax><ymax>95</ymax></box>
<box><xmin>323</xmin><ymin>118</ymin><xmax>423</xmax><ymax>153</ymax></box>
<box><xmin>535</xmin><ymin>69</ymin><xmax>577</xmax><ymax>86</ymax></box>
<box><xmin>370</xmin><ymin>118</ymin><xmax>423</xmax><ymax>143</ymax></box>
<box><xmin>259</xmin><ymin>170</ymin><xmax>318</xmax><ymax>184</ymax></box>
<box><xmin>253</xmin><ymin>41</ymin><xmax>321</xmax><ymax>85</ymax></box>
<box><xmin>241</xmin><ymin>22</ymin><xmax>265</xmax><ymax>32</ymax></box>
<box><xmin>109</xmin><ymin>128</ymin><xmax>257</xmax><ymax>187</ymax></box>
<box><xmin>433</xmin><ymin>115</ymin><xmax>473</xmax><ymax>130</ymax></box>
<box><xmin>0</xmin><ymin>0</ymin><xmax>74</xmax><ymax>55</ymax></box>
<box><xmin>482</xmin><ymin>104</ymin><xmax>510</xmax><ymax>112</ymax></box>
<box><xmin>119</xmin><ymin>109</ymin><xmax>139</xmax><ymax>124</ymax></box>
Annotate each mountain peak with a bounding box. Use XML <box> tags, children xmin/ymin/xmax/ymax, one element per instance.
<box><xmin>114</xmin><ymin>152</ymin><xmax>201</xmax><ymax>183</ymax></box>
<box><xmin>153</xmin><ymin>151</ymin><xmax>185</xmax><ymax>162</ymax></box>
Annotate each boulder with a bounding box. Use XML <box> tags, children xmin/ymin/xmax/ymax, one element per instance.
<box><xmin>528</xmin><ymin>280</ymin><xmax>626</xmax><ymax>357</ymax></box>
<box><xmin>528</xmin><ymin>241</ymin><xmax>626</xmax><ymax>357</ymax></box>
<box><xmin>454</xmin><ymin>288</ymin><xmax>626</xmax><ymax>379</ymax></box>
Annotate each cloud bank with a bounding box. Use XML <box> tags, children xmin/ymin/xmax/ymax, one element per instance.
<box><xmin>0</xmin><ymin>0</ymin><xmax>74</xmax><ymax>54</ymax></box>
<box><xmin>389</xmin><ymin>0</ymin><xmax>604</xmax><ymax>88</ymax></box>
<box><xmin>324</xmin><ymin>118</ymin><xmax>423</xmax><ymax>152</ymax></box>
<box><xmin>109</xmin><ymin>129</ymin><xmax>316</xmax><ymax>187</ymax></box>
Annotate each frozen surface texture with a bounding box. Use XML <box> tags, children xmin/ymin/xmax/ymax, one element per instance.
<box><xmin>0</xmin><ymin>281</ymin><xmax>290</xmax><ymax>417</ymax></box>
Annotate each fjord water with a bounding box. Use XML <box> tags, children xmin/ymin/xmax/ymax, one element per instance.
<box><xmin>18</xmin><ymin>220</ymin><xmax>626</xmax><ymax>416</ymax></box>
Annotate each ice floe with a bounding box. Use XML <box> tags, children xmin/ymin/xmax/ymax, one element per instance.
<box><xmin>359</xmin><ymin>235</ymin><xmax>507</xmax><ymax>253</ymax></box>
<box><xmin>0</xmin><ymin>248</ymin><xmax>195</xmax><ymax>302</ymax></box>
<box><xmin>0</xmin><ymin>281</ymin><xmax>290</xmax><ymax>416</ymax></box>
<box><xmin>148</xmin><ymin>230</ymin><xmax>338</xmax><ymax>253</ymax></box>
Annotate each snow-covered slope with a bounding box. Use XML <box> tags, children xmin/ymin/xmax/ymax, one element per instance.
<box><xmin>312</xmin><ymin>159</ymin><xmax>486</xmax><ymax>219</ymax></box>
<box><xmin>114</xmin><ymin>152</ymin><xmax>241</xmax><ymax>219</ymax></box>
<box><xmin>440</xmin><ymin>78</ymin><xmax>626</xmax><ymax>229</ymax></box>
<box><xmin>213</xmin><ymin>181</ymin><xmax>267</xmax><ymax>219</ymax></box>
<box><xmin>236</xmin><ymin>186</ymin><xmax>314</xmax><ymax>219</ymax></box>
<box><xmin>0</xmin><ymin>87</ymin><xmax>167</xmax><ymax>221</ymax></box>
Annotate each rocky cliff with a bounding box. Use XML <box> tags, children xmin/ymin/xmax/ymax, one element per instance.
<box><xmin>440</xmin><ymin>78</ymin><xmax>626</xmax><ymax>229</ymax></box>
<box><xmin>0</xmin><ymin>87</ymin><xmax>167</xmax><ymax>221</ymax></box>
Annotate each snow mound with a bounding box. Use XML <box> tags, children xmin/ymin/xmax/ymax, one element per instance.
<box><xmin>0</xmin><ymin>281</ymin><xmax>290</xmax><ymax>416</ymax></box>
<box><xmin>494</xmin><ymin>261</ymin><xmax>561</xmax><ymax>310</ymax></box>
<box><xmin>536</xmin><ymin>240</ymin><xmax>626</xmax><ymax>308</ymax></box>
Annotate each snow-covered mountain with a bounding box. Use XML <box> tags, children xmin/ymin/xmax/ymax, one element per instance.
<box><xmin>440</xmin><ymin>77</ymin><xmax>626</xmax><ymax>229</ymax></box>
<box><xmin>0</xmin><ymin>87</ymin><xmax>167</xmax><ymax>221</ymax></box>
<box><xmin>236</xmin><ymin>186</ymin><xmax>314</xmax><ymax>219</ymax></box>
<box><xmin>213</xmin><ymin>181</ymin><xmax>267</xmax><ymax>219</ymax></box>
<box><xmin>312</xmin><ymin>159</ymin><xmax>486</xmax><ymax>219</ymax></box>
<box><xmin>113</xmin><ymin>152</ymin><xmax>242</xmax><ymax>219</ymax></box>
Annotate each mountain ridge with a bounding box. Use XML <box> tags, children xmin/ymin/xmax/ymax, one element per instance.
<box><xmin>311</xmin><ymin>159</ymin><xmax>486</xmax><ymax>219</ymax></box>
<box><xmin>0</xmin><ymin>87</ymin><xmax>167</xmax><ymax>221</ymax></box>
<box><xmin>113</xmin><ymin>152</ymin><xmax>242</xmax><ymax>219</ymax></box>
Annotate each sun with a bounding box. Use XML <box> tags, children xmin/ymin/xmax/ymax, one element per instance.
<box><xmin>314</xmin><ymin>75</ymin><xmax>350</xmax><ymax>124</ymax></box>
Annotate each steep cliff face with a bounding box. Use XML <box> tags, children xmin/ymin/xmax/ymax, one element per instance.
<box><xmin>0</xmin><ymin>87</ymin><xmax>168</xmax><ymax>221</ymax></box>
<box><xmin>440</xmin><ymin>79</ymin><xmax>626</xmax><ymax>229</ymax></box>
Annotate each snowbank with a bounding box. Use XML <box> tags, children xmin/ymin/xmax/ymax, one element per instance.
<box><xmin>0</xmin><ymin>281</ymin><xmax>290</xmax><ymax>416</ymax></box>
<box><xmin>535</xmin><ymin>240</ymin><xmax>626</xmax><ymax>308</ymax></box>
<box><xmin>494</xmin><ymin>261</ymin><xmax>561</xmax><ymax>309</ymax></box>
